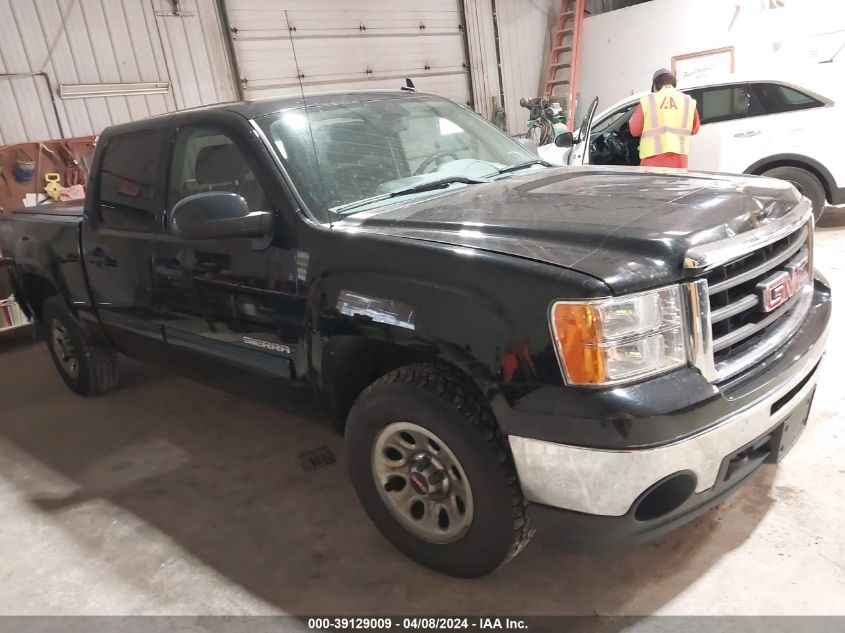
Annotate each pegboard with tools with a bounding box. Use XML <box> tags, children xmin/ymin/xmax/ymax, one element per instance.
<box><xmin>0</xmin><ymin>136</ymin><xmax>96</xmax><ymax>213</ymax></box>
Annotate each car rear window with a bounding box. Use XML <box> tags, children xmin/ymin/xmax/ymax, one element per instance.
<box><xmin>691</xmin><ymin>84</ymin><xmax>762</xmax><ymax>125</ymax></box>
<box><xmin>752</xmin><ymin>82</ymin><xmax>825</xmax><ymax>115</ymax></box>
<box><xmin>97</xmin><ymin>129</ymin><xmax>167</xmax><ymax>231</ymax></box>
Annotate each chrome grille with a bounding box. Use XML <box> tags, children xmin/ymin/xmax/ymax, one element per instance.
<box><xmin>706</xmin><ymin>224</ymin><xmax>809</xmax><ymax>358</ymax></box>
<box><xmin>702</xmin><ymin>221</ymin><xmax>813</xmax><ymax>381</ymax></box>
<box><xmin>683</xmin><ymin>199</ymin><xmax>815</xmax><ymax>383</ymax></box>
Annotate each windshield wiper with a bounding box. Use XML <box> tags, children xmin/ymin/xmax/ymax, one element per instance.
<box><xmin>495</xmin><ymin>159</ymin><xmax>552</xmax><ymax>176</ymax></box>
<box><xmin>334</xmin><ymin>176</ymin><xmax>488</xmax><ymax>215</ymax></box>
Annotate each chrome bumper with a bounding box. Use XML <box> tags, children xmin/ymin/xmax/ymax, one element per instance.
<box><xmin>508</xmin><ymin>313</ymin><xmax>829</xmax><ymax>517</ymax></box>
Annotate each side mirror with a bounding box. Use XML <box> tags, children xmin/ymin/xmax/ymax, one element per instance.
<box><xmin>170</xmin><ymin>192</ymin><xmax>272</xmax><ymax>240</ymax></box>
<box><xmin>554</xmin><ymin>131</ymin><xmax>574</xmax><ymax>148</ymax></box>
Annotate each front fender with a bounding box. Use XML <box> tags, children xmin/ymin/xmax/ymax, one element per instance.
<box><xmin>306</xmin><ymin>246</ymin><xmax>607</xmax><ymax>426</ymax></box>
<box><xmin>311</xmin><ymin>269</ymin><xmax>521</xmax><ymax>388</ymax></box>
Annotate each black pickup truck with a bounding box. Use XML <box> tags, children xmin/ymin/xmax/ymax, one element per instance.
<box><xmin>0</xmin><ymin>91</ymin><xmax>831</xmax><ymax>578</ymax></box>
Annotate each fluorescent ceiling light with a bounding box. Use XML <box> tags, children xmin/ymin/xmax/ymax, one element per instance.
<box><xmin>59</xmin><ymin>82</ymin><xmax>170</xmax><ymax>99</ymax></box>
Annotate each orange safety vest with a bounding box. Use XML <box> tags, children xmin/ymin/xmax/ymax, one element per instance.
<box><xmin>639</xmin><ymin>87</ymin><xmax>696</xmax><ymax>159</ymax></box>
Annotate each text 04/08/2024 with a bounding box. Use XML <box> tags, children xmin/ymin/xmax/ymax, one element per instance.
<box><xmin>306</xmin><ymin>618</ymin><xmax>529</xmax><ymax>630</ymax></box>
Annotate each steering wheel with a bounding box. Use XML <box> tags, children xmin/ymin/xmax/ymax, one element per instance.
<box><xmin>604</xmin><ymin>132</ymin><xmax>625</xmax><ymax>159</ymax></box>
<box><xmin>413</xmin><ymin>150</ymin><xmax>460</xmax><ymax>176</ymax></box>
<box><xmin>589</xmin><ymin>133</ymin><xmax>605</xmax><ymax>160</ymax></box>
<box><xmin>589</xmin><ymin>132</ymin><xmax>629</xmax><ymax>165</ymax></box>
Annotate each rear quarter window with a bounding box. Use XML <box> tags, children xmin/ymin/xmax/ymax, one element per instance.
<box><xmin>752</xmin><ymin>83</ymin><xmax>825</xmax><ymax>114</ymax></box>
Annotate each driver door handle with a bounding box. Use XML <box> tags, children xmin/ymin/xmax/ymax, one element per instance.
<box><xmin>734</xmin><ymin>130</ymin><xmax>761</xmax><ymax>138</ymax></box>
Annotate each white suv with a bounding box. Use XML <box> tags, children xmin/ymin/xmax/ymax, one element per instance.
<box><xmin>547</xmin><ymin>78</ymin><xmax>844</xmax><ymax>219</ymax></box>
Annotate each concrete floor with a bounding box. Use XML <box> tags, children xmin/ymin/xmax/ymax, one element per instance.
<box><xmin>1</xmin><ymin>219</ymin><xmax>845</xmax><ymax>617</ymax></box>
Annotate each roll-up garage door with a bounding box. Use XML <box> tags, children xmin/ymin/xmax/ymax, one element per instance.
<box><xmin>224</xmin><ymin>0</ymin><xmax>472</xmax><ymax>105</ymax></box>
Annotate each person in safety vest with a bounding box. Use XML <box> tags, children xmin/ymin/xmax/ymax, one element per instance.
<box><xmin>629</xmin><ymin>68</ymin><xmax>700</xmax><ymax>168</ymax></box>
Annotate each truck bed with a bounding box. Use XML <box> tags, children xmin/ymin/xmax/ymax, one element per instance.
<box><xmin>1</xmin><ymin>201</ymin><xmax>87</xmax><ymax>314</ymax></box>
<box><xmin>11</xmin><ymin>201</ymin><xmax>84</xmax><ymax>218</ymax></box>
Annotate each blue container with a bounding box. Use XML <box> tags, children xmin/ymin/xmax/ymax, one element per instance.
<box><xmin>13</xmin><ymin>161</ymin><xmax>36</xmax><ymax>183</ymax></box>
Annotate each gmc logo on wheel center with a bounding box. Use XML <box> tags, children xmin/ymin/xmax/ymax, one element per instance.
<box><xmin>756</xmin><ymin>253</ymin><xmax>810</xmax><ymax>312</ymax></box>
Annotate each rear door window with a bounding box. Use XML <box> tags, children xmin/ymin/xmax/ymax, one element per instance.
<box><xmin>695</xmin><ymin>84</ymin><xmax>762</xmax><ymax>125</ymax></box>
<box><xmin>752</xmin><ymin>82</ymin><xmax>824</xmax><ymax>115</ymax></box>
<box><xmin>97</xmin><ymin>129</ymin><xmax>167</xmax><ymax>232</ymax></box>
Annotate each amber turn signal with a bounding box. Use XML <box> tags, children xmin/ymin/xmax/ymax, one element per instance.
<box><xmin>549</xmin><ymin>286</ymin><xmax>686</xmax><ymax>386</ymax></box>
<box><xmin>551</xmin><ymin>303</ymin><xmax>605</xmax><ymax>385</ymax></box>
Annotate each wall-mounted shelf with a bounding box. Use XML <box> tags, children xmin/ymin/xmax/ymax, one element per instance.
<box><xmin>0</xmin><ymin>297</ymin><xmax>31</xmax><ymax>334</ymax></box>
<box><xmin>0</xmin><ymin>322</ymin><xmax>30</xmax><ymax>334</ymax></box>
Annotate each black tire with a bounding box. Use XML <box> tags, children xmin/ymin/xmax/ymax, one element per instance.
<box><xmin>42</xmin><ymin>296</ymin><xmax>118</xmax><ymax>396</ymax></box>
<box><xmin>762</xmin><ymin>166</ymin><xmax>827</xmax><ymax>222</ymax></box>
<box><xmin>346</xmin><ymin>363</ymin><xmax>533</xmax><ymax>577</ymax></box>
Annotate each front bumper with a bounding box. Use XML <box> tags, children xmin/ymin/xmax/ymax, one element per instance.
<box><xmin>507</xmin><ymin>280</ymin><xmax>830</xmax><ymax>542</ymax></box>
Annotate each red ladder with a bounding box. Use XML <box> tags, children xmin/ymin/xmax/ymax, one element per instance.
<box><xmin>542</xmin><ymin>0</ymin><xmax>586</xmax><ymax>131</ymax></box>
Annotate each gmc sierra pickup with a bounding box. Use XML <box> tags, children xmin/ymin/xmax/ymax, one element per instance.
<box><xmin>0</xmin><ymin>91</ymin><xmax>831</xmax><ymax>578</ymax></box>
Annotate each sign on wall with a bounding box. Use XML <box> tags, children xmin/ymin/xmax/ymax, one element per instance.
<box><xmin>672</xmin><ymin>47</ymin><xmax>735</xmax><ymax>84</ymax></box>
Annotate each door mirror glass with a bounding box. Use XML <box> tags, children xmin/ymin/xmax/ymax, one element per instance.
<box><xmin>554</xmin><ymin>131</ymin><xmax>574</xmax><ymax>148</ymax></box>
<box><xmin>170</xmin><ymin>192</ymin><xmax>271</xmax><ymax>240</ymax></box>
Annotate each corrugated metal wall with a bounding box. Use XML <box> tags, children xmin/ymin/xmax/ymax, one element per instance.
<box><xmin>463</xmin><ymin>0</ymin><xmax>500</xmax><ymax>120</ymax></box>
<box><xmin>0</xmin><ymin>0</ymin><xmax>238</xmax><ymax>145</ymax></box>
<box><xmin>495</xmin><ymin>0</ymin><xmax>556</xmax><ymax>134</ymax></box>
<box><xmin>462</xmin><ymin>0</ymin><xmax>557</xmax><ymax>133</ymax></box>
<box><xmin>1</xmin><ymin>0</ymin><xmax>562</xmax><ymax>143</ymax></box>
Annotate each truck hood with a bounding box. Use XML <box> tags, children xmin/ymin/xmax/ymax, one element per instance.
<box><xmin>335</xmin><ymin>165</ymin><xmax>803</xmax><ymax>294</ymax></box>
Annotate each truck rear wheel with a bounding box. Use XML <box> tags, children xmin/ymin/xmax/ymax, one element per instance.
<box><xmin>346</xmin><ymin>363</ymin><xmax>533</xmax><ymax>577</ymax></box>
<box><xmin>762</xmin><ymin>166</ymin><xmax>826</xmax><ymax>222</ymax></box>
<box><xmin>42</xmin><ymin>297</ymin><xmax>118</xmax><ymax>396</ymax></box>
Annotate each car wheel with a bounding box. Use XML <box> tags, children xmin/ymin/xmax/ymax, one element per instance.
<box><xmin>42</xmin><ymin>296</ymin><xmax>119</xmax><ymax>396</ymax></box>
<box><xmin>346</xmin><ymin>363</ymin><xmax>533</xmax><ymax>578</ymax></box>
<box><xmin>762</xmin><ymin>166</ymin><xmax>827</xmax><ymax>222</ymax></box>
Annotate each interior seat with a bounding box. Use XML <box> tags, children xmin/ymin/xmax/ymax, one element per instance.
<box><xmin>194</xmin><ymin>144</ymin><xmax>268</xmax><ymax>210</ymax></box>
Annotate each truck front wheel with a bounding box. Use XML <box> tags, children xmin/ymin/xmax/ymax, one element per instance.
<box><xmin>42</xmin><ymin>297</ymin><xmax>118</xmax><ymax>396</ymax></box>
<box><xmin>346</xmin><ymin>363</ymin><xmax>533</xmax><ymax>577</ymax></box>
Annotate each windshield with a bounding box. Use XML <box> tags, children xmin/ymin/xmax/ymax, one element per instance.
<box><xmin>591</xmin><ymin>105</ymin><xmax>633</xmax><ymax>135</ymax></box>
<box><xmin>257</xmin><ymin>96</ymin><xmax>537</xmax><ymax>221</ymax></box>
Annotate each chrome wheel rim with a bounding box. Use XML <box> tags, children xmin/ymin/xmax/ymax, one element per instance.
<box><xmin>372</xmin><ymin>421</ymin><xmax>474</xmax><ymax>544</ymax></box>
<box><xmin>51</xmin><ymin>322</ymin><xmax>80</xmax><ymax>379</ymax></box>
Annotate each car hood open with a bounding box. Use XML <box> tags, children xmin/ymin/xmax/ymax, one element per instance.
<box><xmin>335</xmin><ymin>165</ymin><xmax>804</xmax><ymax>294</ymax></box>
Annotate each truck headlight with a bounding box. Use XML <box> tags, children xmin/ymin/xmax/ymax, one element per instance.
<box><xmin>550</xmin><ymin>286</ymin><xmax>686</xmax><ymax>386</ymax></box>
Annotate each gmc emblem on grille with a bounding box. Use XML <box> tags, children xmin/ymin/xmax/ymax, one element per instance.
<box><xmin>756</xmin><ymin>253</ymin><xmax>809</xmax><ymax>312</ymax></box>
